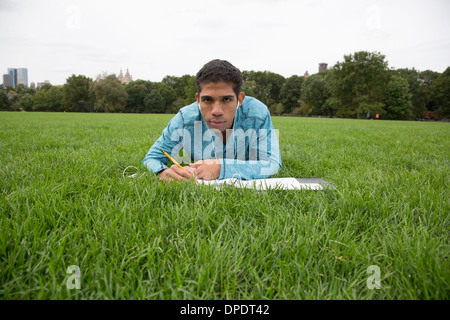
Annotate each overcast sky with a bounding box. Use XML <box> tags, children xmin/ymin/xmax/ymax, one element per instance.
<box><xmin>1</xmin><ymin>0</ymin><xmax>449</xmax><ymax>85</ymax></box>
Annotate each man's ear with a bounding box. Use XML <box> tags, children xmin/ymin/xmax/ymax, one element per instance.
<box><xmin>196</xmin><ymin>93</ymin><xmax>201</xmax><ymax>109</ymax></box>
<box><xmin>237</xmin><ymin>92</ymin><xmax>246</xmax><ymax>107</ymax></box>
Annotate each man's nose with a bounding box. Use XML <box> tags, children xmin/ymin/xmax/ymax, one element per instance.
<box><xmin>211</xmin><ymin>101</ymin><xmax>224</xmax><ymax>115</ymax></box>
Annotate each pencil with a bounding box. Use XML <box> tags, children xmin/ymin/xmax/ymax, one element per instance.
<box><xmin>160</xmin><ymin>149</ymin><xmax>188</xmax><ymax>172</ymax></box>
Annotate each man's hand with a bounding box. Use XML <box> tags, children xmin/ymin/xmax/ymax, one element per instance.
<box><xmin>159</xmin><ymin>164</ymin><xmax>196</xmax><ymax>182</ymax></box>
<box><xmin>189</xmin><ymin>159</ymin><xmax>221</xmax><ymax>180</ymax></box>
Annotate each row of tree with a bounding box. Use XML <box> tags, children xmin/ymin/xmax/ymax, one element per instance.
<box><xmin>1</xmin><ymin>51</ymin><xmax>449</xmax><ymax>119</ymax></box>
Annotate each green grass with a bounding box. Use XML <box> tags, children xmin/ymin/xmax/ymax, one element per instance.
<box><xmin>0</xmin><ymin>112</ymin><xmax>449</xmax><ymax>300</ymax></box>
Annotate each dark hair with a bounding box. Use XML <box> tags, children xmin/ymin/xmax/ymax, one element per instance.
<box><xmin>195</xmin><ymin>59</ymin><xmax>243</xmax><ymax>97</ymax></box>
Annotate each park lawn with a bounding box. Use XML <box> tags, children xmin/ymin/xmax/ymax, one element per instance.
<box><xmin>0</xmin><ymin>112</ymin><xmax>449</xmax><ymax>299</ymax></box>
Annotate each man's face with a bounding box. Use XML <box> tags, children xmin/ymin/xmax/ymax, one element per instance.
<box><xmin>196</xmin><ymin>81</ymin><xmax>245</xmax><ymax>135</ymax></box>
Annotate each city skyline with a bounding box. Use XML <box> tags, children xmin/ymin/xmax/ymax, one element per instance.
<box><xmin>3</xmin><ymin>68</ymin><xmax>28</xmax><ymax>88</ymax></box>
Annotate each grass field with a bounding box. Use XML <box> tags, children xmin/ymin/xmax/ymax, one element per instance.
<box><xmin>0</xmin><ymin>112</ymin><xmax>449</xmax><ymax>300</ymax></box>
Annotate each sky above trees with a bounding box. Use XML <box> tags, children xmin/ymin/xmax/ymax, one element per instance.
<box><xmin>0</xmin><ymin>0</ymin><xmax>449</xmax><ymax>85</ymax></box>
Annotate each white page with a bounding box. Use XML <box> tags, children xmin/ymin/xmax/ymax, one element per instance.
<box><xmin>235</xmin><ymin>178</ymin><xmax>322</xmax><ymax>190</ymax></box>
<box><xmin>198</xmin><ymin>178</ymin><xmax>326</xmax><ymax>190</ymax></box>
<box><xmin>197</xmin><ymin>178</ymin><xmax>235</xmax><ymax>187</ymax></box>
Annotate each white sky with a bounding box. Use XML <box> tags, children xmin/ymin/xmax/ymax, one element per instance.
<box><xmin>1</xmin><ymin>0</ymin><xmax>449</xmax><ymax>85</ymax></box>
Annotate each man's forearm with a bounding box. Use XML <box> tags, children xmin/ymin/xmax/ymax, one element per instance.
<box><xmin>219</xmin><ymin>158</ymin><xmax>281</xmax><ymax>180</ymax></box>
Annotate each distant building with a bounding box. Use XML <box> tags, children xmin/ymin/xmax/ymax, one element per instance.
<box><xmin>30</xmin><ymin>82</ymin><xmax>36</xmax><ymax>90</ymax></box>
<box><xmin>304</xmin><ymin>71</ymin><xmax>309</xmax><ymax>78</ymax></box>
<box><xmin>118</xmin><ymin>68</ymin><xmax>132</xmax><ymax>84</ymax></box>
<box><xmin>7</xmin><ymin>68</ymin><xmax>28</xmax><ymax>88</ymax></box>
<box><xmin>3</xmin><ymin>74</ymin><xmax>12</xmax><ymax>88</ymax></box>
<box><xmin>37</xmin><ymin>80</ymin><xmax>51</xmax><ymax>89</ymax></box>
<box><xmin>7</xmin><ymin>69</ymin><xmax>17</xmax><ymax>87</ymax></box>
<box><xmin>319</xmin><ymin>63</ymin><xmax>328</xmax><ymax>72</ymax></box>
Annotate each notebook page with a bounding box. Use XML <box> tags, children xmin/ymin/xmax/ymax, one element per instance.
<box><xmin>236</xmin><ymin>178</ymin><xmax>323</xmax><ymax>190</ymax></box>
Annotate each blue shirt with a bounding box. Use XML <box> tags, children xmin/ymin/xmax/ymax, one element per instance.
<box><xmin>142</xmin><ymin>96</ymin><xmax>282</xmax><ymax>180</ymax></box>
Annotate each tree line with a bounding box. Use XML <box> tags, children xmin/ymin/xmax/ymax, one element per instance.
<box><xmin>1</xmin><ymin>51</ymin><xmax>449</xmax><ymax>120</ymax></box>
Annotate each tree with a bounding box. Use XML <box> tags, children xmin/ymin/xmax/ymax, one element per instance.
<box><xmin>63</xmin><ymin>74</ymin><xmax>92</xmax><ymax>112</ymax></box>
<box><xmin>17</xmin><ymin>93</ymin><xmax>34</xmax><ymax>111</ymax></box>
<box><xmin>184</xmin><ymin>76</ymin><xmax>197</xmax><ymax>105</ymax></box>
<box><xmin>144</xmin><ymin>90</ymin><xmax>165</xmax><ymax>113</ymax></box>
<box><xmin>429</xmin><ymin>67</ymin><xmax>450</xmax><ymax>119</ymax></box>
<box><xmin>161</xmin><ymin>75</ymin><xmax>179</xmax><ymax>89</ymax></box>
<box><xmin>168</xmin><ymin>97</ymin><xmax>186</xmax><ymax>114</ymax></box>
<box><xmin>393</xmin><ymin>68</ymin><xmax>423</xmax><ymax>118</ymax></box>
<box><xmin>156</xmin><ymin>82</ymin><xmax>177</xmax><ymax>113</ymax></box>
<box><xmin>383</xmin><ymin>76</ymin><xmax>413</xmax><ymax>119</ymax></box>
<box><xmin>14</xmin><ymin>84</ymin><xmax>35</xmax><ymax>97</ymax></box>
<box><xmin>0</xmin><ymin>91</ymin><xmax>12</xmax><ymax>110</ymax></box>
<box><xmin>271</xmin><ymin>103</ymin><xmax>284</xmax><ymax>115</ymax></box>
<box><xmin>46</xmin><ymin>87</ymin><xmax>64</xmax><ymax>111</ymax></box>
<box><xmin>32</xmin><ymin>89</ymin><xmax>48</xmax><ymax>111</ymax></box>
<box><xmin>418</xmin><ymin>70</ymin><xmax>440</xmax><ymax>117</ymax></box>
<box><xmin>38</xmin><ymin>83</ymin><xmax>52</xmax><ymax>92</ymax></box>
<box><xmin>9</xmin><ymin>84</ymin><xmax>36</xmax><ymax>111</ymax></box>
<box><xmin>90</xmin><ymin>74</ymin><xmax>128</xmax><ymax>113</ymax></box>
<box><xmin>241</xmin><ymin>79</ymin><xmax>259</xmax><ymax>100</ymax></box>
<box><xmin>280</xmin><ymin>75</ymin><xmax>304</xmax><ymax>114</ymax></box>
<box><xmin>32</xmin><ymin>86</ymin><xmax>64</xmax><ymax>111</ymax></box>
<box><xmin>162</xmin><ymin>74</ymin><xmax>196</xmax><ymax>104</ymax></box>
<box><xmin>298</xmin><ymin>100</ymin><xmax>314</xmax><ymax>116</ymax></box>
<box><xmin>5</xmin><ymin>86</ymin><xmax>15</xmax><ymax>94</ymax></box>
<box><xmin>124</xmin><ymin>80</ymin><xmax>154</xmax><ymax>113</ymax></box>
<box><xmin>242</xmin><ymin>70</ymin><xmax>285</xmax><ymax>109</ymax></box>
<box><xmin>329</xmin><ymin>51</ymin><xmax>390</xmax><ymax>118</ymax></box>
<box><xmin>14</xmin><ymin>84</ymin><xmax>26</xmax><ymax>95</ymax></box>
<box><xmin>300</xmin><ymin>72</ymin><xmax>331</xmax><ymax>116</ymax></box>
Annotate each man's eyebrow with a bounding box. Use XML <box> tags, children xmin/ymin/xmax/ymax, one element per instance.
<box><xmin>200</xmin><ymin>95</ymin><xmax>235</xmax><ymax>99</ymax></box>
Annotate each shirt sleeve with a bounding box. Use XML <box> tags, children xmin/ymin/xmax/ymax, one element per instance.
<box><xmin>218</xmin><ymin>112</ymin><xmax>282</xmax><ymax>180</ymax></box>
<box><xmin>142</xmin><ymin>112</ymin><xmax>184</xmax><ymax>174</ymax></box>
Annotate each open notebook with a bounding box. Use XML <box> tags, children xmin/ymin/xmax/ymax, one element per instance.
<box><xmin>198</xmin><ymin>178</ymin><xmax>334</xmax><ymax>191</ymax></box>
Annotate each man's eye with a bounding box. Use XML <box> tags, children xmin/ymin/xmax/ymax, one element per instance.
<box><xmin>223</xmin><ymin>98</ymin><xmax>232</xmax><ymax>102</ymax></box>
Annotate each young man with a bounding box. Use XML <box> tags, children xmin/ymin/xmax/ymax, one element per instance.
<box><xmin>143</xmin><ymin>59</ymin><xmax>281</xmax><ymax>181</ymax></box>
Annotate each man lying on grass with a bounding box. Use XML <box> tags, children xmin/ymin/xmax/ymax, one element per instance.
<box><xmin>143</xmin><ymin>59</ymin><xmax>282</xmax><ymax>182</ymax></box>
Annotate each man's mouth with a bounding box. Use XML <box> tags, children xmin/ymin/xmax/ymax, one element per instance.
<box><xmin>210</xmin><ymin>120</ymin><xmax>225</xmax><ymax>126</ymax></box>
